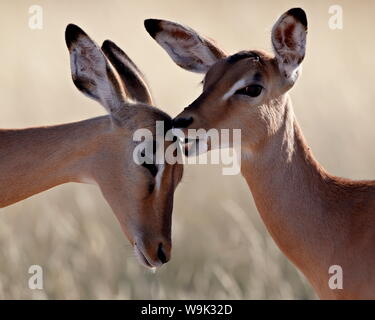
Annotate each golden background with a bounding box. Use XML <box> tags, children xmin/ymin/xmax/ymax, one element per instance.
<box><xmin>0</xmin><ymin>0</ymin><xmax>374</xmax><ymax>299</ymax></box>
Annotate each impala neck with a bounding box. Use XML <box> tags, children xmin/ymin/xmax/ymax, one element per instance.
<box><xmin>241</xmin><ymin>95</ymin><xmax>333</xmax><ymax>287</ymax></box>
<box><xmin>0</xmin><ymin>116</ymin><xmax>112</xmax><ymax>207</ymax></box>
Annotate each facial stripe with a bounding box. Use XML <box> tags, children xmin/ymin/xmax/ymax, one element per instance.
<box><xmin>155</xmin><ymin>164</ymin><xmax>165</xmax><ymax>192</ymax></box>
<box><xmin>222</xmin><ymin>79</ymin><xmax>246</xmax><ymax>100</ymax></box>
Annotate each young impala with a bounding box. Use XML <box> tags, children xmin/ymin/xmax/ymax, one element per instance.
<box><xmin>0</xmin><ymin>24</ymin><xmax>183</xmax><ymax>268</ymax></box>
<box><xmin>145</xmin><ymin>8</ymin><xmax>375</xmax><ymax>298</ymax></box>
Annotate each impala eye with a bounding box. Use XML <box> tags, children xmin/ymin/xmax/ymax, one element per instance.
<box><xmin>235</xmin><ymin>84</ymin><xmax>263</xmax><ymax>97</ymax></box>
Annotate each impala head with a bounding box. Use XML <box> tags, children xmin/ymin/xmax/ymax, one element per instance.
<box><xmin>145</xmin><ymin>8</ymin><xmax>307</xmax><ymax>152</ymax></box>
<box><xmin>65</xmin><ymin>24</ymin><xmax>183</xmax><ymax>268</ymax></box>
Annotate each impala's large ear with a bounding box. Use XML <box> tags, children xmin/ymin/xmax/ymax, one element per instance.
<box><xmin>65</xmin><ymin>24</ymin><xmax>127</xmax><ymax>118</ymax></box>
<box><xmin>101</xmin><ymin>40</ymin><xmax>153</xmax><ymax>105</ymax></box>
<box><xmin>144</xmin><ymin>19</ymin><xmax>226</xmax><ymax>74</ymax></box>
<box><xmin>271</xmin><ymin>8</ymin><xmax>308</xmax><ymax>84</ymax></box>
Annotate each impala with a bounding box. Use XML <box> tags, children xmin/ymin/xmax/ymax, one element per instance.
<box><xmin>0</xmin><ymin>24</ymin><xmax>183</xmax><ymax>268</ymax></box>
<box><xmin>145</xmin><ymin>8</ymin><xmax>375</xmax><ymax>298</ymax></box>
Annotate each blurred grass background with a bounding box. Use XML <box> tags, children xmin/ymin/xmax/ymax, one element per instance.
<box><xmin>0</xmin><ymin>0</ymin><xmax>374</xmax><ymax>299</ymax></box>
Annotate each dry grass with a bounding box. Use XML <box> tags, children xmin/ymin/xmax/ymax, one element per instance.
<box><xmin>0</xmin><ymin>177</ymin><xmax>313</xmax><ymax>299</ymax></box>
<box><xmin>1</xmin><ymin>0</ymin><xmax>375</xmax><ymax>299</ymax></box>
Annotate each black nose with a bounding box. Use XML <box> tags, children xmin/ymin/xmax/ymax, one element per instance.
<box><xmin>157</xmin><ymin>243</ymin><xmax>168</xmax><ymax>264</ymax></box>
<box><xmin>173</xmin><ymin>116</ymin><xmax>193</xmax><ymax>128</ymax></box>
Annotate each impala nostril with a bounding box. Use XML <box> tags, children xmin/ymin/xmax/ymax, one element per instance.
<box><xmin>173</xmin><ymin>116</ymin><xmax>193</xmax><ymax>128</ymax></box>
<box><xmin>157</xmin><ymin>243</ymin><xmax>168</xmax><ymax>264</ymax></box>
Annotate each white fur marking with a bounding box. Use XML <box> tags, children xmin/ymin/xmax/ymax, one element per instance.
<box><xmin>155</xmin><ymin>164</ymin><xmax>165</xmax><ymax>192</ymax></box>
<box><xmin>222</xmin><ymin>79</ymin><xmax>246</xmax><ymax>100</ymax></box>
<box><xmin>80</xmin><ymin>175</ymin><xmax>97</xmax><ymax>185</ymax></box>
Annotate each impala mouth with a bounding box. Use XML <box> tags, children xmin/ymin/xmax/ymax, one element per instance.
<box><xmin>183</xmin><ymin>137</ymin><xmax>199</xmax><ymax>156</ymax></box>
<box><xmin>184</xmin><ymin>137</ymin><xmax>209</xmax><ymax>157</ymax></box>
<box><xmin>134</xmin><ymin>244</ymin><xmax>157</xmax><ymax>269</ymax></box>
<box><xmin>172</xmin><ymin>128</ymin><xmax>209</xmax><ymax>157</ymax></box>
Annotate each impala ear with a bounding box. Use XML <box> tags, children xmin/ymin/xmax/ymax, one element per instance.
<box><xmin>101</xmin><ymin>40</ymin><xmax>153</xmax><ymax>105</ymax></box>
<box><xmin>144</xmin><ymin>19</ymin><xmax>226</xmax><ymax>74</ymax></box>
<box><xmin>65</xmin><ymin>24</ymin><xmax>128</xmax><ymax>119</ymax></box>
<box><xmin>271</xmin><ymin>8</ymin><xmax>308</xmax><ymax>84</ymax></box>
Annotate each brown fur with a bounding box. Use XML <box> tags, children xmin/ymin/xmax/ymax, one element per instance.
<box><xmin>148</xmin><ymin>9</ymin><xmax>375</xmax><ymax>297</ymax></box>
<box><xmin>0</xmin><ymin>24</ymin><xmax>184</xmax><ymax>269</ymax></box>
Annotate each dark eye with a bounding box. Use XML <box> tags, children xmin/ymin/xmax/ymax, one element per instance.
<box><xmin>142</xmin><ymin>163</ymin><xmax>158</xmax><ymax>177</ymax></box>
<box><xmin>235</xmin><ymin>84</ymin><xmax>263</xmax><ymax>97</ymax></box>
